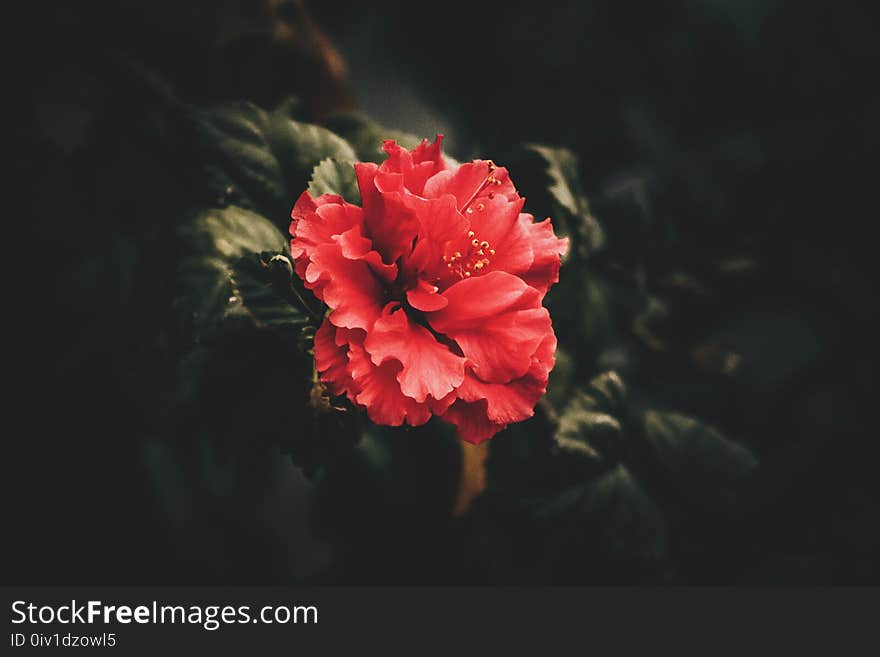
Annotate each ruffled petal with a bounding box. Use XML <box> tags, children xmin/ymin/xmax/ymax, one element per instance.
<box><xmin>334</xmin><ymin>224</ymin><xmax>398</xmax><ymax>283</ymax></box>
<box><xmin>455</xmin><ymin>371</ymin><xmax>541</xmax><ymax>425</ymax></box>
<box><xmin>379</xmin><ymin>137</ymin><xmax>446</xmax><ymax>195</ymax></box>
<box><xmin>428</xmin><ymin>390</ymin><xmax>458</xmax><ymax>416</ymax></box>
<box><xmin>355</xmin><ymin>163</ymin><xmax>419</xmax><ymax>264</ymax></box>
<box><xmin>428</xmin><ymin>271</ymin><xmax>551</xmax><ymax>383</ymax></box>
<box><xmin>455</xmin><ymin>331</ymin><xmax>557</xmax><ymax>424</ymax></box>
<box><xmin>364</xmin><ymin>305</ymin><xmax>466</xmax><ymax>403</ymax></box>
<box><xmin>440</xmin><ymin>399</ymin><xmax>507</xmax><ymax>445</ymax></box>
<box><xmin>307</xmin><ymin>243</ymin><xmax>384</xmax><ymax>330</ymax></box>
<box><xmin>314</xmin><ymin>319</ymin><xmax>354</xmax><ymax>396</ymax></box>
<box><xmin>290</xmin><ymin>192</ymin><xmax>364</xmax><ymax>280</ymax></box>
<box><xmin>411</xmin><ymin>135</ymin><xmax>446</xmax><ymax>168</ymax></box>
<box><xmin>517</xmin><ymin>214</ymin><xmax>569</xmax><ymax>296</ymax></box>
<box><xmin>347</xmin><ymin>342</ymin><xmax>432</xmax><ymax>427</ymax></box>
<box><xmin>290</xmin><ymin>190</ymin><xmax>345</xmax><ymax>225</ymax></box>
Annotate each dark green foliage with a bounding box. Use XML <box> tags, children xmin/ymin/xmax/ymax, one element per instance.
<box><xmin>464</xmin><ymin>370</ymin><xmax>758</xmax><ymax>583</ymax></box>
<box><xmin>174</xmin><ymin>206</ymin><xmax>297</xmax><ymax>342</ymax></box>
<box><xmin>507</xmin><ymin>144</ymin><xmax>605</xmax><ymax>260</ymax></box>
<box><xmin>641</xmin><ymin>410</ymin><xmax>758</xmax><ymax>513</ymax></box>
<box><xmin>190</xmin><ymin>100</ymin><xmax>357</xmax><ymax>231</ymax></box>
<box><xmin>308</xmin><ymin>158</ymin><xmax>361</xmax><ymax>203</ymax></box>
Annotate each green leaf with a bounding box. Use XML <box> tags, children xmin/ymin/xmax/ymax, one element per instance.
<box><xmin>544</xmin><ymin>266</ymin><xmax>615</xmax><ymax>360</ymax></box>
<box><xmin>555</xmin><ymin>372</ymin><xmax>628</xmax><ymax>466</ymax></box>
<box><xmin>473</xmin><ymin>444</ymin><xmax>670</xmax><ymax>583</ymax></box>
<box><xmin>584</xmin><ymin>370</ymin><xmax>629</xmax><ymax>412</ymax></box>
<box><xmin>193</xmin><ymin>100</ymin><xmax>357</xmax><ymax>229</ymax></box>
<box><xmin>227</xmin><ymin>251</ymin><xmax>312</xmax><ymax>330</ymax></box>
<box><xmin>579</xmin><ymin>464</ymin><xmax>668</xmax><ymax>564</ymax></box>
<box><xmin>308</xmin><ymin>158</ymin><xmax>361</xmax><ymax>204</ymax></box>
<box><xmin>641</xmin><ymin>410</ymin><xmax>759</xmax><ymax>512</ymax></box>
<box><xmin>522</xmin><ymin>144</ymin><xmax>605</xmax><ymax>258</ymax></box>
<box><xmin>267</xmin><ymin>108</ymin><xmax>357</xmax><ymax>185</ymax></box>
<box><xmin>528</xmin><ymin>146</ymin><xmax>583</xmax><ymax>218</ymax></box>
<box><xmin>174</xmin><ymin>205</ymin><xmax>302</xmax><ymax>347</ymax></box>
<box><xmin>545</xmin><ymin>346</ymin><xmax>575</xmax><ymax>410</ymax></box>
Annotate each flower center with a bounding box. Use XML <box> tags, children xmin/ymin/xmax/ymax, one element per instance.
<box><xmin>443</xmin><ymin>230</ymin><xmax>496</xmax><ymax>279</ymax></box>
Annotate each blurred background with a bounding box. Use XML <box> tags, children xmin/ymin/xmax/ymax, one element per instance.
<box><xmin>8</xmin><ymin>0</ymin><xmax>878</xmax><ymax>584</ymax></box>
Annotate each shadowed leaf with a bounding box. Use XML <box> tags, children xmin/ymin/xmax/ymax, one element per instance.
<box><xmin>308</xmin><ymin>158</ymin><xmax>360</xmax><ymax>203</ymax></box>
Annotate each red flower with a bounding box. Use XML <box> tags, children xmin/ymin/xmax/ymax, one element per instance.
<box><xmin>290</xmin><ymin>137</ymin><xmax>568</xmax><ymax>443</ymax></box>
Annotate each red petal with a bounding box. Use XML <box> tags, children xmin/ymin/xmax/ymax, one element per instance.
<box><xmin>314</xmin><ymin>319</ymin><xmax>354</xmax><ymax>396</ymax></box>
<box><xmin>455</xmin><ymin>331</ymin><xmax>557</xmax><ymax>424</ymax></box>
<box><xmin>428</xmin><ymin>390</ymin><xmax>458</xmax><ymax>416</ymax></box>
<box><xmin>412</xmin><ymin>135</ymin><xmax>446</xmax><ymax>167</ymax></box>
<box><xmin>441</xmin><ymin>399</ymin><xmax>507</xmax><ymax>444</ymax></box>
<box><xmin>517</xmin><ymin>214</ymin><xmax>569</xmax><ymax>296</ymax></box>
<box><xmin>409</xmin><ymin>193</ymin><xmax>469</xmax><ymax>245</ymax></box>
<box><xmin>455</xmin><ymin>371</ymin><xmax>540</xmax><ymax>425</ymax></box>
<box><xmin>364</xmin><ymin>305</ymin><xmax>466</xmax><ymax>403</ymax></box>
<box><xmin>290</xmin><ymin>193</ymin><xmax>363</xmax><ymax>281</ymax></box>
<box><xmin>379</xmin><ymin>137</ymin><xmax>447</xmax><ymax>196</ymax></box>
<box><xmin>290</xmin><ymin>191</ymin><xmax>317</xmax><ymax>228</ymax></box>
<box><xmin>307</xmin><ymin>243</ymin><xmax>384</xmax><ymax>331</ymax></box>
<box><xmin>290</xmin><ymin>192</ymin><xmax>352</xmax><ymax>248</ymax></box>
<box><xmin>421</xmin><ymin>169</ymin><xmax>454</xmax><ymax>200</ymax></box>
<box><xmin>465</xmin><ymin>193</ymin><xmax>522</xmax><ymax>245</ymax></box>
<box><xmin>355</xmin><ymin>161</ymin><xmax>380</xmax><ymax>212</ymax></box>
<box><xmin>373</xmin><ymin>170</ymin><xmax>404</xmax><ymax>194</ymax></box>
<box><xmin>290</xmin><ymin>190</ymin><xmax>345</xmax><ymax>225</ymax></box>
<box><xmin>334</xmin><ymin>224</ymin><xmax>398</xmax><ymax>283</ymax></box>
<box><xmin>428</xmin><ymin>271</ymin><xmax>551</xmax><ymax>383</ymax></box>
<box><xmin>347</xmin><ymin>342</ymin><xmax>431</xmax><ymax>427</ymax></box>
<box><xmin>380</xmin><ymin>140</ymin><xmax>413</xmax><ymax>174</ymax></box>
<box><xmin>423</xmin><ymin>161</ymin><xmax>518</xmax><ymax>207</ymax></box>
<box><xmin>356</xmin><ymin>163</ymin><xmax>419</xmax><ymax>264</ymax></box>
<box><xmin>423</xmin><ymin>161</ymin><xmax>488</xmax><ymax>206</ymax></box>
<box><xmin>531</xmin><ymin>330</ymin><xmax>559</xmax><ymax>377</ymax></box>
<box><xmin>406</xmin><ymin>279</ymin><xmax>448</xmax><ymax>311</ymax></box>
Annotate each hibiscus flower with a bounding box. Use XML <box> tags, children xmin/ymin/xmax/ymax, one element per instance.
<box><xmin>290</xmin><ymin>136</ymin><xmax>568</xmax><ymax>443</ymax></box>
